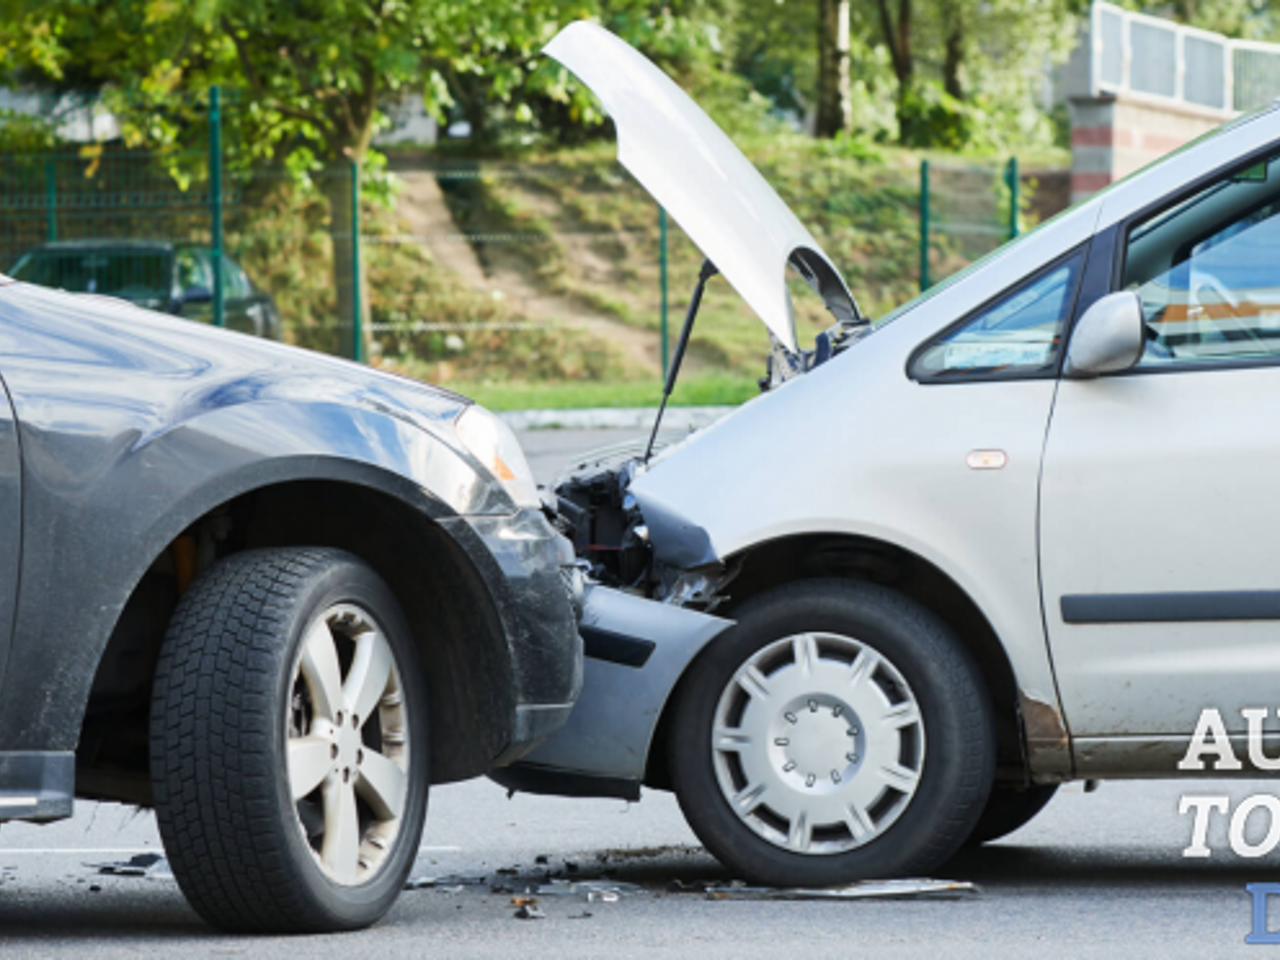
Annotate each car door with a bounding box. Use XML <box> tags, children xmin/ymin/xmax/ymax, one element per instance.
<box><xmin>0</xmin><ymin>304</ymin><xmax>23</xmax><ymax>688</ymax></box>
<box><xmin>1041</xmin><ymin>147</ymin><xmax>1280</xmax><ymax>762</ymax></box>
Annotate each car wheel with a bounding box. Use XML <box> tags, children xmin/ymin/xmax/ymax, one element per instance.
<box><xmin>150</xmin><ymin>547</ymin><xmax>428</xmax><ymax>933</ymax></box>
<box><xmin>668</xmin><ymin>579</ymin><xmax>994</xmax><ymax>887</ymax></box>
<box><xmin>966</xmin><ymin>783</ymin><xmax>1058</xmax><ymax>846</ymax></box>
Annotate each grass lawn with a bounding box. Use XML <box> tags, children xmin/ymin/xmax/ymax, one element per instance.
<box><xmin>449</xmin><ymin>372</ymin><xmax>760</xmax><ymax>410</ymax></box>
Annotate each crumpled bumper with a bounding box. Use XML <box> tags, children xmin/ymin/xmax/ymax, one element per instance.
<box><xmin>490</xmin><ymin>583</ymin><xmax>734</xmax><ymax>799</ymax></box>
<box><xmin>454</xmin><ymin>508</ymin><xmax>585</xmax><ymax>765</ymax></box>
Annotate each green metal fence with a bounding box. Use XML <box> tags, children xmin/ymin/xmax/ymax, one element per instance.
<box><xmin>0</xmin><ymin>89</ymin><xmax>1045</xmax><ymax>382</ymax></box>
<box><xmin>918</xmin><ymin>157</ymin><xmax>1023</xmax><ymax>292</ymax></box>
<box><xmin>0</xmin><ymin>88</ymin><xmax>368</xmax><ymax>357</ymax></box>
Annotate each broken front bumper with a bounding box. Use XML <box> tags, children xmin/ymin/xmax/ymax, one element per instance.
<box><xmin>450</xmin><ymin>508</ymin><xmax>586</xmax><ymax>766</ymax></box>
<box><xmin>489</xmin><ymin>584</ymin><xmax>733</xmax><ymax>800</ymax></box>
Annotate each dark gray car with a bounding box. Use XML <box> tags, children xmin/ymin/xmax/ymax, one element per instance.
<box><xmin>0</xmin><ymin>275</ymin><xmax>582</xmax><ymax>932</ymax></box>
<box><xmin>8</xmin><ymin>239</ymin><xmax>283</xmax><ymax>339</ymax></box>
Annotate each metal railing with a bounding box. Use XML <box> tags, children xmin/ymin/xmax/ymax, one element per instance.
<box><xmin>1089</xmin><ymin>1</ymin><xmax>1280</xmax><ymax>115</ymax></box>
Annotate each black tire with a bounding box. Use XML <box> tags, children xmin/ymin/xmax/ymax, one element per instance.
<box><xmin>966</xmin><ymin>783</ymin><xmax>1058</xmax><ymax>846</ymax></box>
<box><xmin>668</xmin><ymin>579</ymin><xmax>995</xmax><ymax>887</ymax></box>
<box><xmin>150</xmin><ymin>547</ymin><xmax>429</xmax><ymax>933</ymax></box>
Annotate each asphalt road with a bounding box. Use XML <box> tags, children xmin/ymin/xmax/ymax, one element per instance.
<box><xmin>0</xmin><ymin>428</ymin><xmax>1275</xmax><ymax>957</ymax></box>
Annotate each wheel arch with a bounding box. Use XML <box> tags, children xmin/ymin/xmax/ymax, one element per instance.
<box><xmin>76</xmin><ymin>465</ymin><xmax>516</xmax><ymax>805</ymax></box>
<box><xmin>645</xmin><ymin>531</ymin><xmax>1034</xmax><ymax>791</ymax></box>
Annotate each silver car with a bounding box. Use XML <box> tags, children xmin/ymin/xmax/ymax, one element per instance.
<box><xmin>496</xmin><ymin>23</ymin><xmax>1280</xmax><ymax>886</ymax></box>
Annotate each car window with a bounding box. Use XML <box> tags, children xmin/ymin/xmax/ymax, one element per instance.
<box><xmin>910</xmin><ymin>253</ymin><xmax>1083</xmax><ymax>380</ymax></box>
<box><xmin>222</xmin><ymin>255</ymin><xmax>251</xmax><ymax>300</ymax></box>
<box><xmin>175</xmin><ymin>248</ymin><xmax>211</xmax><ymax>292</ymax></box>
<box><xmin>1123</xmin><ymin>151</ymin><xmax>1280</xmax><ymax>367</ymax></box>
<box><xmin>10</xmin><ymin>249</ymin><xmax>170</xmax><ymax>301</ymax></box>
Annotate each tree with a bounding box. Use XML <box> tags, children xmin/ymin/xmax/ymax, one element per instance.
<box><xmin>873</xmin><ymin>0</ymin><xmax>913</xmax><ymax>123</ymax></box>
<box><xmin>815</xmin><ymin>0</ymin><xmax>851</xmax><ymax>137</ymax></box>
<box><xmin>867</xmin><ymin>0</ymin><xmax>1077</xmax><ymax>148</ymax></box>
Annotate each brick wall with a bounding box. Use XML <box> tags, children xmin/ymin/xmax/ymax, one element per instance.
<box><xmin>1068</xmin><ymin>96</ymin><xmax>1226</xmax><ymax>204</ymax></box>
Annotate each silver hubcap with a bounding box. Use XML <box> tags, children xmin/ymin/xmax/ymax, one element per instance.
<box><xmin>711</xmin><ymin>632</ymin><xmax>925</xmax><ymax>855</ymax></box>
<box><xmin>286</xmin><ymin>603</ymin><xmax>409</xmax><ymax>886</ymax></box>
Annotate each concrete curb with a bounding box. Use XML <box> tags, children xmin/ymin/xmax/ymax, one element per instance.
<box><xmin>498</xmin><ymin>406</ymin><xmax>734</xmax><ymax>431</ymax></box>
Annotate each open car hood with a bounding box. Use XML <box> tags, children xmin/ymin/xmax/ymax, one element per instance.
<box><xmin>544</xmin><ymin>21</ymin><xmax>858</xmax><ymax>353</ymax></box>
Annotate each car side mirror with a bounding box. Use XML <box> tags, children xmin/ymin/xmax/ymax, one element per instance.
<box><xmin>1064</xmin><ymin>291</ymin><xmax>1145</xmax><ymax>378</ymax></box>
<box><xmin>180</xmin><ymin>285</ymin><xmax>212</xmax><ymax>305</ymax></box>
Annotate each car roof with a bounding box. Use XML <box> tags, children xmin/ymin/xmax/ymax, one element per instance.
<box><xmin>24</xmin><ymin>239</ymin><xmax>179</xmax><ymax>254</ymax></box>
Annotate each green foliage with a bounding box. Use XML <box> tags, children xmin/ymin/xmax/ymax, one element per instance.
<box><xmin>898</xmin><ymin>83</ymin><xmax>979</xmax><ymax>151</ymax></box>
<box><xmin>1113</xmin><ymin>0</ymin><xmax>1277</xmax><ymax>41</ymax></box>
<box><xmin>446</xmin><ymin>372</ymin><xmax>760</xmax><ymax>410</ymax></box>
<box><xmin>0</xmin><ymin>110</ymin><xmax>58</xmax><ymax>151</ymax></box>
<box><xmin>228</xmin><ymin>172</ymin><xmax>628</xmax><ymax>380</ymax></box>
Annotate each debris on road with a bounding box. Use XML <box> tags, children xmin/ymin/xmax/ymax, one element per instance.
<box><xmin>704</xmin><ymin>879</ymin><xmax>979</xmax><ymax>901</ymax></box>
<box><xmin>514</xmin><ymin>903</ymin><xmax>546</xmax><ymax>920</ymax></box>
<box><xmin>667</xmin><ymin>879</ymin><xmax>711</xmax><ymax>893</ymax></box>
<box><xmin>89</xmin><ymin>853</ymin><xmax>172</xmax><ymax>880</ymax></box>
<box><xmin>403</xmin><ymin>873</ymin><xmax>489</xmax><ymax>890</ymax></box>
<box><xmin>533</xmin><ymin>879</ymin><xmax>645</xmax><ymax>901</ymax></box>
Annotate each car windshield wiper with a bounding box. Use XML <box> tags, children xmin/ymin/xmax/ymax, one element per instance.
<box><xmin>644</xmin><ymin>258</ymin><xmax>718</xmax><ymax>465</ymax></box>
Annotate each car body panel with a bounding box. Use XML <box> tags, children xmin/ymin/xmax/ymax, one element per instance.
<box><xmin>1042</xmin><ymin>365</ymin><xmax>1280</xmax><ymax>738</ymax></box>
<box><xmin>1039</xmin><ymin>106</ymin><xmax>1280</xmax><ymax>745</ymax></box>
<box><xmin>0</xmin><ymin>279</ymin><xmax>580</xmax><ymax>812</ymax></box>
<box><xmin>0</xmin><ymin>380</ymin><xmax>19</xmax><ymax>699</ymax></box>
<box><xmin>544</xmin><ymin>21</ymin><xmax>856</xmax><ymax>353</ymax></box>
<box><xmin>492</xmin><ymin>585</ymin><xmax>733</xmax><ymax>798</ymax></box>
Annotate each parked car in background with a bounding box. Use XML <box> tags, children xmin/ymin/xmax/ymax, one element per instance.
<box><xmin>497</xmin><ymin>22</ymin><xmax>1280</xmax><ymax>890</ymax></box>
<box><xmin>8</xmin><ymin>239</ymin><xmax>282</xmax><ymax>339</ymax></box>
<box><xmin>0</xmin><ymin>275</ymin><xmax>582</xmax><ymax>932</ymax></box>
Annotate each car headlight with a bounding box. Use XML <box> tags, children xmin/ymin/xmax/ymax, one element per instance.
<box><xmin>455</xmin><ymin>405</ymin><xmax>541</xmax><ymax>510</ymax></box>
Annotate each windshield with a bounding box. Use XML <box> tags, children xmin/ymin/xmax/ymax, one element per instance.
<box><xmin>9</xmin><ymin>249</ymin><xmax>172</xmax><ymax>301</ymax></box>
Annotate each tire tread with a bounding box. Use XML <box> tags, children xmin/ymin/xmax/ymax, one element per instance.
<box><xmin>151</xmin><ymin>548</ymin><xmax>385</xmax><ymax>932</ymax></box>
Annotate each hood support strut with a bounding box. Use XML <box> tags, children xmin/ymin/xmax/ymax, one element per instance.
<box><xmin>644</xmin><ymin>258</ymin><xmax>718</xmax><ymax>465</ymax></box>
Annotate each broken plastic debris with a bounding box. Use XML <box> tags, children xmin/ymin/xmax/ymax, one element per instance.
<box><xmin>514</xmin><ymin>904</ymin><xmax>546</xmax><ymax>920</ymax></box>
<box><xmin>704</xmin><ymin>879</ymin><xmax>979</xmax><ymax>901</ymax></box>
<box><xmin>89</xmin><ymin>853</ymin><xmax>172</xmax><ymax>880</ymax></box>
<box><xmin>667</xmin><ymin>878</ymin><xmax>711</xmax><ymax>893</ymax></box>
<box><xmin>403</xmin><ymin>873</ymin><xmax>488</xmax><ymax>890</ymax></box>
<box><xmin>534</xmin><ymin>879</ymin><xmax>644</xmax><ymax>901</ymax></box>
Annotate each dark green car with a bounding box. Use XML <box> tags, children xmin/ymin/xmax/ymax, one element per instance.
<box><xmin>8</xmin><ymin>239</ymin><xmax>282</xmax><ymax>339</ymax></box>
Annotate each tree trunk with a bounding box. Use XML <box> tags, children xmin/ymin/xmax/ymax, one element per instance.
<box><xmin>815</xmin><ymin>0</ymin><xmax>852</xmax><ymax>138</ymax></box>
<box><xmin>874</xmin><ymin>0</ymin><xmax>914</xmax><ymax>142</ymax></box>
<box><xmin>943</xmin><ymin>20</ymin><xmax>964</xmax><ymax>100</ymax></box>
<box><xmin>323</xmin><ymin>165</ymin><xmax>370</xmax><ymax>362</ymax></box>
